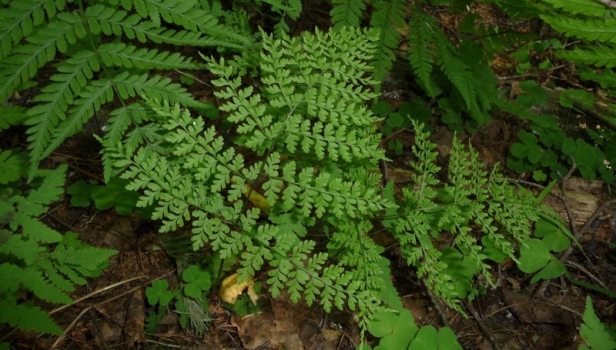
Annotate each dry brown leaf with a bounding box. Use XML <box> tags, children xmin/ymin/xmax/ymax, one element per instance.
<box><xmin>219</xmin><ymin>273</ymin><xmax>258</xmax><ymax>305</ymax></box>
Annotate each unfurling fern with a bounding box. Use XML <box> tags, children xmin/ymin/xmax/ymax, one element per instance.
<box><xmin>0</xmin><ymin>0</ymin><xmax>252</xmax><ymax>181</ymax></box>
<box><xmin>99</xmin><ymin>27</ymin><xmax>392</xmax><ymax>328</ymax></box>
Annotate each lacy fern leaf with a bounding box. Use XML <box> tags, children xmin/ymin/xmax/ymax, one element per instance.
<box><xmin>100</xmin><ymin>27</ymin><xmax>391</xmax><ymax>329</ymax></box>
<box><xmin>384</xmin><ymin>121</ymin><xmax>543</xmax><ymax>310</ymax></box>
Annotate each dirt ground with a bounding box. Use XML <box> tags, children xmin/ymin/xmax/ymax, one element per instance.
<box><xmin>3</xmin><ymin>2</ymin><xmax>616</xmax><ymax>350</ymax></box>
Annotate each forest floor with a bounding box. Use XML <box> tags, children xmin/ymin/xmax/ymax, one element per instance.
<box><xmin>5</xmin><ymin>1</ymin><xmax>616</xmax><ymax>350</ymax></box>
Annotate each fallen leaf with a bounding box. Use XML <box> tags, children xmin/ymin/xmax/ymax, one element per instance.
<box><xmin>219</xmin><ymin>273</ymin><xmax>258</xmax><ymax>305</ymax></box>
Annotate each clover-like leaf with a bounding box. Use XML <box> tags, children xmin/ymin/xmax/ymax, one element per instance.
<box><xmin>67</xmin><ymin>180</ymin><xmax>95</xmax><ymax>207</ymax></box>
<box><xmin>518</xmin><ymin>239</ymin><xmax>551</xmax><ymax>273</ymax></box>
<box><xmin>182</xmin><ymin>265</ymin><xmax>212</xmax><ymax>299</ymax></box>
<box><xmin>145</xmin><ymin>280</ymin><xmax>174</xmax><ymax>307</ymax></box>
<box><xmin>369</xmin><ymin>309</ymin><xmax>417</xmax><ymax>349</ymax></box>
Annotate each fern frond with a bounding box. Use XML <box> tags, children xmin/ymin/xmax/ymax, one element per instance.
<box><xmin>436</xmin><ymin>38</ymin><xmax>477</xmax><ymax>111</ymax></box>
<box><xmin>97</xmin><ymin>42</ymin><xmax>204</xmax><ymax>70</ymax></box>
<box><xmin>331</xmin><ymin>0</ymin><xmax>366</xmax><ymax>29</ymax></box>
<box><xmin>101</xmin><ymin>103</ymin><xmax>160</xmax><ymax>181</ymax></box>
<box><xmin>0</xmin><ymin>298</ymin><xmax>63</xmax><ymax>335</ymax></box>
<box><xmin>102</xmin><ymin>27</ymin><xmax>392</xmax><ymax>332</ymax></box>
<box><xmin>136</xmin><ymin>0</ymin><xmax>252</xmax><ymax>46</ymax></box>
<box><xmin>0</xmin><ymin>106</ymin><xmax>28</xmax><ymax>130</ymax></box>
<box><xmin>541</xmin><ymin>15</ymin><xmax>616</xmax><ymax>44</ymax></box>
<box><xmin>113</xmin><ymin>73</ymin><xmax>210</xmax><ymax>109</ymax></box>
<box><xmin>0</xmin><ymin>0</ymin><xmax>65</xmax><ymax>59</ymax></box>
<box><xmin>0</xmin><ymin>11</ymin><xmax>84</xmax><ymax>102</ymax></box>
<box><xmin>84</xmin><ymin>4</ymin><xmax>247</xmax><ymax>49</ymax></box>
<box><xmin>40</xmin><ymin>78</ymin><xmax>115</xmax><ymax>166</ymax></box>
<box><xmin>409</xmin><ymin>12</ymin><xmax>436</xmax><ymax>97</ymax></box>
<box><xmin>541</xmin><ymin>0</ymin><xmax>609</xmax><ymax>17</ymax></box>
<box><xmin>559</xmin><ymin>45</ymin><xmax>616</xmax><ymax>67</ymax></box>
<box><xmin>369</xmin><ymin>0</ymin><xmax>405</xmax><ymax>82</ymax></box>
<box><xmin>24</xmin><ymin>51</ymin><xmax>99</xmax><ymax>176</ymax></box>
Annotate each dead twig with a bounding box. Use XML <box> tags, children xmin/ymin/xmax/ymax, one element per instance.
<box><xmin>421</xmin><ymin>278</ymin><xmax>450</xmax><ymax>328</ymax></box>
<box><xmin>50</xmin><ymin>273</ymin><xmax>172</xmax><ymax>349</ymax></box>
<box><xmin>49</xmin><ymin>275</ymin><xmax>147</xmax><ymax>315</ymax></box>
<box><xmin>465</xmin><ymin>301</ymin><xmax>501</xmax><ymax>350</ymax></box>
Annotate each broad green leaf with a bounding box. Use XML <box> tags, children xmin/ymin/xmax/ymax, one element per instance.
<box><xmin>530</xmin><ymin>259</ymin><xmax>566</xmax><ymax>284</ymax></box>
<box><xmin>518</xmin><ymin>239</ymin><xmax>551</xmax><ymax>273</ymax></box>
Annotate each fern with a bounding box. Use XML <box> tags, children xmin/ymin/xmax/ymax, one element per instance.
<box><xmin>409</xmin><ymin>11</ymin><xmax>436</xmax><ymax>97</ymax></box>
<box><xmin>407</xmin><ymin>7</ymin><xmax>491</xmax><ymax>125</ymax></box>
<box><xmin>540</xmin><ymin>16</ymin><xmax>616</xmax><ymax>43</ymax></box>
<box><xmin>330</xmin><ymin>0</ymin><xmax>366</xmax><ymax>30</ymax></box>
<box><xmin>384</xmin><ymin>121</ymin><xmax>545</xmax><ymax>310</ymax></box>
<box><xmin>0</xmin><ymin>149</ymin><xmax>117</xmax><ymax>335</ymax></box>
<box><xmin>558</xmin><ymin>45</ymin><xmax>616</xmax><ymax>67</ymax></box>
<box><xmin>0</xmin><ymin>0</ymin><xmax>252</xmax><ymax>181</ymax></box>
<box><xmin>100</xmin><ymin>27</ymin><xmax>392</xmax><ymax>329</ymax></box>
<box><xmin>369</xmin><ymin>0</ymin><xmax>405</xmax><ymax>82</ymax></box>
<box><xmin>579</xmin><ymin>296</ymin><xmax>616</xmax><ymax>350</ymax></box>
<box><xmin>542</xmin><ymin>0</ymin><xmax>610</xmax><ymax>17</ymax></box>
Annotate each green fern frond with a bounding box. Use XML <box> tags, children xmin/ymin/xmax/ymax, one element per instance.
<box><xmin>409</xmin><ymin>12</ymin><xmax>436</xmax><ymax>96</ymax></box>
<box><xmin>0</xmin><ymin>106</ymin><xmax>28</xmax><ymax>130</ymax></box>
<box><xmin>331</xmin><ymin>0</ymin><xmax>365</xmax><ymax>29</ymax></box>
<box><xmin>0</xmin><ymin>12</ymin><xmax>84</xmax><ymax>102</ymax></box>
<box><xmin>101</xmin><ymin>103</ymin><xmax>158</xmax><ymax>180</ymax></box>
<box><xmin>113</xmin><ymin>73</ymin><xmax>211</xmax><ymax>109</ymax></box>
<box><xmin>369</xmin><ymin>0</ymin><xmax>405</xmax><ymax>82</ymax></box>
<box><xmin>559</xmin><ymin>45</ymin><xmax>616</xmax><ymax>67</ymax></box>
<box><xmin>0</xmin><ymin>0</ymin><xmax>65</xmax><ymax>59</ymax></box>
<box><xmin>97</xmin><ymin>42</ymin><xmax>204</xmax><ymax>70</ymax></box>
<box><xmin>101</xmin><ymin>27</ymin><xmax>392</xmax><ymax>329</ymax></box>
<box><xmin>541</xmin><ymin>0</ymin><xmax>610</xmax><ymax>17</ymax></box>
<box><xmin>386</xmin><ymin>121</ymin><xmax>540</xmax><ymax>309</ymax></box>
<box><xmin>50</xmin><ymin>82</ymin><xmax>111</xmax><ymax>157</ymax></box>
<box><xmin>541</xmin><ymin>15</ymin><xmax>616</xmax><ymax>44</ymax></box>
<box><xmin>436</xmin><ymin>39</ymin><xmax>477</xmax><ymax>111</ymax></box>
<box><xmin>84</xmin><ymin>4</ymin><xmax>247</xmax><ymax>49</ymax></box>
<box><xmin>0</xmin><ymin>298</ymin><xmax>63</xmax><ymax>335</ymax></box>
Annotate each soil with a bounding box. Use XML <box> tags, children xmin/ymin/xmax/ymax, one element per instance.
<box><xmin>2</xmin><ymin>1</ymin><xmax>616</xmax><ymax>350</ymax></box>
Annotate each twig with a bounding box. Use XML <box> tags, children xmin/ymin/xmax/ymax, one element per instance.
<box><xmin>145</xmin><ymin>339</ymin><xmax>182</xmax><ymax>348</ymax></box>
<box><xmin>565</xmin><ymin>261</ymin><xmax>608</xmax><ymax>290</ymax></box>
<box><xmin>51</xmin><ymin>307</ymin><xmax>91</xmax><ymax>349</ymax></box>
<box><xmin>465</xmin><ymin>301</ymin><xmax>501</xmax><ymax>350</ymax></box>
<box><xmin>421</xmin><ymin>278</ymin><xmax>450</xmax><ymax>328</ymax></box>
<box><xmin>49</xmin><ymin>273</ymin><xmax>171</xmax><ymax>349</ymax></box>
<box><xmin>49</xmin><ymin>275</ymin><xmax>147</xmax><ymax>315</ymax></box>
